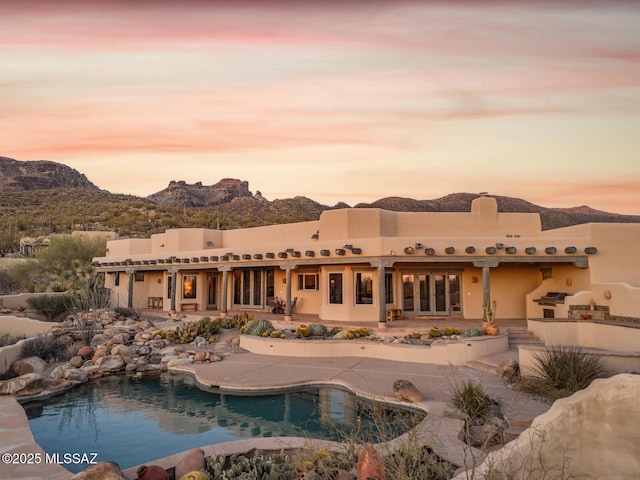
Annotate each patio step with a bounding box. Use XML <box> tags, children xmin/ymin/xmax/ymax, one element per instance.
<box><xmin>465</xmin><ymin>357</ymin><xmax>501</xmax><ymax>375</ymax></box>
<box><xmin>508</xmin><ymin>329</ymin><xmax>544</xmax><ymax>348</ymax></box>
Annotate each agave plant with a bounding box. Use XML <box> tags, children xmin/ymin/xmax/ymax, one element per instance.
<box><xmin>308</xmin><ymin>323</ymin><xmax>329</xmax><ymax>337</ymax></box>
<box><xmin>244</xmin><ymin>319</ymin><xmax>275</xmax><ymax>337</ymax></box>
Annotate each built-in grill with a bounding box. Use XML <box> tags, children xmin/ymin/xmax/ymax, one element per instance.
<box><xmin>534</xmin><ymin>292</ymin><xmax>570</xmax><ymax>306</ymax></box>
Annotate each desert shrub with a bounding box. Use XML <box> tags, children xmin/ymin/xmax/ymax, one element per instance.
<box><xmin>21</xmin><ymin>333</ymin><xmax>72</xmax><ymax>362</ymax></box>
<box><xmin>531</xmin><ymin>345</ymin><xmax>608</xmax><ymax>397</ymax></box>
<box><xmin>173</xmin><ymin>317</ymin><xmax>221</xmax><ymax>344</ymax></box>
<box><xmin>113</xmin><ymin>306</ymin><xmax>143</xmax><ymax>320</ymax></box>
<box><xmin>218</xmin><ymin>316</ymin><xmax>237</xmax><ymax>329</ymax></box>
<box><xmin>0</xmin><ymin>333</ymin><xmax>25</xmax><ymax>347</ymax></box>
<box><xmin>232</xmin><ymin>311</ymin><xmax>254</xmax><ymax>329</ymax></box>
<box><xmin>451</xmin><ymin>380</ymin><xmax>496</xmax><ymax>420</ymax></box>
<box><xmin>26</xmin><ymin>294</ymin><xmax>74</xmax><ymax>322</ymax></box>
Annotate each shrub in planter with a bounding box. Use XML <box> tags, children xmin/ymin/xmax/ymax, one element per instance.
<box><xmin>26</xmin><ymin>294</ymin><xmax>74</xmax><ymax>322</ymax></box>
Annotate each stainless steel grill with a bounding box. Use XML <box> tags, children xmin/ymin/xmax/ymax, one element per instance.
<box><xmin>534</xmin><ymin>292</ymin><xmax>569</xmax><ymax>306</ymax></box>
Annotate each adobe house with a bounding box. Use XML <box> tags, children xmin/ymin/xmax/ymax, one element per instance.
<box><xmin>93</xmin><ymin>194</ymin><xmax>640</xmax><ymax>326</ymax></box>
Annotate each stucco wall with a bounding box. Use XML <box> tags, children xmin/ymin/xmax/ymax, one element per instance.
<box><xmin>527</xmin><ymin>319</ymin><xmax>640</xmax><ymax>352</ymax></box>
<box><xmin>455</xmin><ymin>374</ymin><xmax>640</xmax><ymax>480</ymax></box>
<box><xmin>241</xmin><ymin>334</ymin><xmax>509</xmax><ymax>365</ymax></box>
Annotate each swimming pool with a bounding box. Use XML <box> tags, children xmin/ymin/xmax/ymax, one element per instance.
<box><xmin>24</xmin><ymin>374</ymin><xmax>423</xmax><ymax>473</ymax></box>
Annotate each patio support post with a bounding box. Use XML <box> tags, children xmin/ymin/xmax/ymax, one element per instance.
<box><xmin>377</xmin><ymin>264</ymin><xmax>387</xmax><ymax>329</ymax></box>
<box><xmin>126</xmin><ymin>269</ymin><xmax>134</xmax><ymax>309</ymax></box>
<box><xmin>221</xmin><ymin>269</ymin><xmax>229</xmax><ymax>318</ymax></box>
<box><xmin>284</xmin><ymin>267</ymin><xmax>293</xmax><ymax>321</ymax></box>
<box><xmin>169</xmin><ymin>270</ymin><xmax>177</xmax><ymax>313</ymax></box>
<box><xmin>482</xmin><ymin>265</ymin><xmax>491</xmax><ymax>322</ymax></box>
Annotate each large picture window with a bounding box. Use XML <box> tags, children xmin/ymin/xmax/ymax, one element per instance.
<box><xmin>329</xmin><ymin>273</ymin><xmax>343</xmax><ymax>304</ymax></box>
<box><xmin>355</xmin><ymin>271</ymin><xmax>373</xmax><ymax>304</ymax></box>
<box><xmin>183</xmin><ymin>275</ymin><xmax>197</xmax><ymax>299</ymax></box>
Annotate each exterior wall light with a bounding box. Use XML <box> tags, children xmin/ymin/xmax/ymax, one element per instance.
<box><xmin>604</xmin><ymin>290</ymin><xmax>612</xmax><ymax>299</ymax></box>
<box><xmin>545</xmin><ymin>247</ymin><xmax>557</xmax><ymax>254</ymax></box>
<box><xmin>525</xmin><ymin>247</ymin><xmax>536</xmax><ymax>254</ymax></box>
<box><xmin>424</xmin><ymin>248</ymin><xmax>435</xmax><ymax>256</ymax></box>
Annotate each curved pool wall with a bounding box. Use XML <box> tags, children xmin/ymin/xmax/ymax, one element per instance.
<box><xmin>240</xmin><ymin>333</ymin><xmax>508</xmax><ymax>364</ymax></box>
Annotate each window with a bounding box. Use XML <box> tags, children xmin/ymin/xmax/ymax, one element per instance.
<box><xmin>329</xmin><ymin>273</ymin><xmax>343</xmax><ymax>304</ymax></box>
<box><xmin>182</xmin><ymin>275</ymin><xmax>197</xmax><ymax>299</ymax></box>
<box><xmin>385</xmin><ymin>272</ymin><xmax>394</xmax><ymax>304</ymax></box>
<box><xmin>355</xmin><ymin>271</ymin><xmax>374</xmax><ymax>304</ymax></box>
<box><xmin>134</xmin><ymin>272</ymin><xmax>145</xmax><ymax>282</ymax></box>
<box><xmin>114</xmin><ymin>272</ymin><xmax>120</xmax><ymax>287</ymax></box>
<box><xmin>297</xmin><ymin>273</ymin><xmax>319</xmax><ymax>291</ymax></box>
<box><xmin>167</xmin><ymin>275</ymin><xmax>172</xmax><ymax>299</ymax></box>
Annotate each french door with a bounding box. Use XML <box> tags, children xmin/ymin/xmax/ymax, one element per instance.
<box><xmin>206</xmin><ymin>273</ymin><xmax>218</xmax><ymax>309</ymax></box>
<box><xmin>402</xmin><ymin>272</ymin><xmax>461</xmax><ymax>315</ymax></box>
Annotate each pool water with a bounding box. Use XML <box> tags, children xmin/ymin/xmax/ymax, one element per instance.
<box><xmin>24</xmin><ymin>374</ymin><xmax>423</xmax><ymax>473</ymax></box>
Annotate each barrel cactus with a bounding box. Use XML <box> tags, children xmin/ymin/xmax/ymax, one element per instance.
<box><xmin>429</xmin><ymin>327</ymin><xmax>442</xmax><ymax>338</ymax></box>
<box><xmin>296</xmin><ymin>324</ymin><xmax>311</xmax><ymax>337</ymax></box>
<box><xmin>244</xmin><ymin>319</ymin><xmax>274</xmax><ymax>337</ymax></box>
<box><xmin>308</xmin><ymin>323</ymin><xmax>329</xmax><ymax>337</ymax></box>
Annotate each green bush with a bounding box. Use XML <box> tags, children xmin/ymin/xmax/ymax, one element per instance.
<box><xmin>26</xmin><ymin>294</ymin><xmax>74</xmax><ymax>322</ymax></box>
<box><xmin>451</xmin><ymin>380</ymin><xmax>496</xmax><ymax>420</ymax></box>
<box><xmin>531</xmin><ymin>345</ymin><xmax>608</xmax><ymax>397</ymax></box>
<box><xmin>21</xmin><ymin>334</ymin><xmax>72</xmax><ymax>363</ymax></box>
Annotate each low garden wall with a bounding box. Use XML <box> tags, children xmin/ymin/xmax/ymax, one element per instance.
<box><xmin>240</xmin><ymin>334</ymin><xmax>508</xmax><ymax>365</ymax></box>
<box><xmin>519</xmin><ymin>345</ymin><xmax>640</xmax><ymax>376</ymax></box>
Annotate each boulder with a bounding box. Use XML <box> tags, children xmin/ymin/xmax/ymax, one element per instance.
<box><xmin>166</xmin><ymin>358</ymin><xmax>193</xmax><ymax>368</ymax></box>
<box><xmin>95</xmin><ymin>355</ymin><xmax>125</xmax><ymax>372</ymax></box>
<box><xmin>193</xmin><ymin>352</ymin><xmax>207</xmax><ymax>363</ymax></box>
<box><xmin>11</xmin><ymin>356</ymin><xmax>48</xmax><ymax>376</ymax></box>
<box><xmin>64</xmin><ymin>367</ymin><xmax>89</xmax><ymax>382</ymax></box>
<box><xmin>136</xmin><ymin>464</ymin><xmax>168</xmax><ymax>480</ymax></box>
<box><xmin>393</xmin><ymin>379</ymin><xmax>424</xmax><ymax>403</ymax></box>
<box><xmin>111</xmin><ymin>344</ymin><xmax>133</xmax><ymax>357</ymax></box>
<box><xmin>174</xmin><ymin>448</ymin><xmax>205</xmax><ymax>479</ymax></box>
<box><xmin>69</xmin><ymin>356</ymin><xmax>85</xmax><ymax>368</ymax></box>
<box><xmin>0</xmin><ymin>373</ymin><xmax>45</xmax><ymax>396</ymax></box>
<box><xmin>496</xmin><ymin>359</ymin><xmax>520</xmax><ymax>382</ymax></box>
<box><xmin>70</xmin><ymin>461</ymin><xmax>126</xmax><ymax>480</ymax></box>
<box><xmin>92</xmin><ymin>347</ymin><xmax>108</xmax><ymax>365</ymax></box>
<box><xmin>78</xmin><ymin>345</ymin><xmax>95</xmax><ymax>359</ymax></box>
<box><xmin>356</xmin><ymin>444</ymin><xmax>385</xmax><ymax>480</ymax></box>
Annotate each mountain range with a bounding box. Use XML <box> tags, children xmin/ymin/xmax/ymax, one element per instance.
<box><xmin>1</xmin><ymin>156</ymin><xmax>639</xmax><ymax>248</ymax></box>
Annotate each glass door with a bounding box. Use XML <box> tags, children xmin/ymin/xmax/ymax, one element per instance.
<box><xmin>206</xmin><ymin>273</ymin><xmax>217</xmax><ymax>309</ymax></box>
<box><xmin>402</xmin><ymin>272</ymin><xmax>461</xmax><ymax>316</ymax></box>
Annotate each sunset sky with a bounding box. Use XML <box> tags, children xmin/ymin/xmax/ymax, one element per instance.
<box><xmin>2</xmin><ymin>0</ymin><xmax>640</xmax><ymax>214</ymax></box>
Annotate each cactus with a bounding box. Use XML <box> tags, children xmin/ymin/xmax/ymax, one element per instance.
<box><xmin>296</xmin><ymin>324</ymin><xmax>311</xmax><ymax>337</ymax></box>
<box><xmin>244</xmin><ymin>319</ymin><xmax>274</xmax><ymax>337</ymax></box>
<box><xmin>178</xmin><ymin>471</ymin><xmax>211</xmax><ymax>480</ymax></box>
<box><xmin>308</xmin><ymin>323</ymin><xmax>329</xmax><ymax>337</ymax></box>
<box><xmin>410</xmin><ymin>331</ymin><xmax>421</xmax><ymax>339</ymax></box>
<box><xmin>466</xmin><ymin>327</ymin><xmax>483</xmax><ymax>337</ymax></box>
<box><xmin>429</xmin><ymin>327</ymin><xmax>442</xmax><ymax>338</ymax></box>
<box><xmin>205</xmin><ymin>449</ymin><xmax>298</xmax><ymax>479</ymax></box>
<box><xmin>444</xmin><ymin>326</ymin><xmax>455</xmax><ymax>336</ymax></box>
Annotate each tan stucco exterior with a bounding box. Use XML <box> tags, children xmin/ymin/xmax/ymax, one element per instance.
<box><xmin>94</xmin><ymin>195</ymin><xmax>640</xmax><ymax>324</ymax></box>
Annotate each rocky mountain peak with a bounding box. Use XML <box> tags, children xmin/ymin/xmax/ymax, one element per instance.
<box><xmin>0</xmin><ymin>156</ymin><xmax>99</xmax><ymax>191</ymax></box>
<box><xmin>147</xmin><ymin>178</ymin><xmax>252</xmax><ymax>207</ymax></box>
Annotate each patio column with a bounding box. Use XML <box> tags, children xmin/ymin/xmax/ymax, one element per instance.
<box><xmin>284</xmin><ymin>267</ymin><xmax>293</xmax><ymax>321</ymax></box>
<box><xmin>126</xmin><ymin>269</ymin><xmax>134</xmax><ymax>309</ymax></box>
<box><xmin>220</xmin><ymin>268</ymin><xmax>230</xmax><ymax>318</ymax></box>
<box><xmin>169</xmin><ymin>269</ymin><xmax>177</xmax><ymax>313</ymax></box>
<box><xmin>474</xmin><ymin>260</ymin><xmax>498</xmax><ymax>324</ymax></box>
<box><xmin>377</xmin><ymin>264</ymin><xmax>387</xmax><ymax>329</ymax></box>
